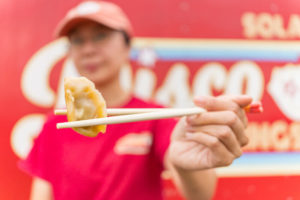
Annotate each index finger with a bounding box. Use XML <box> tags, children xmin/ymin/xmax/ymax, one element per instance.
<box><xmin>193</xmin><ymin>95</ymin><xmax>252</xmax><ymax>112</ymax></box>
<box><xmin>192</xmin><ymin>95</ymin><xmax>252</xmax><ymax>127</ymax></box>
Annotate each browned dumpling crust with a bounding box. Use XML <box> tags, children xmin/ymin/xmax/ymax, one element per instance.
<box><xmin>64</xmin><ymin>77</ymin><xmax>107</xmax><ymax>137</ymax></box>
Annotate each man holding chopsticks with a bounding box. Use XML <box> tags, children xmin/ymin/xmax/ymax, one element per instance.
<box><xmin>19</xmin><ymin>1</ymin><xmax>254</xmax><ymax>200</ymax></box>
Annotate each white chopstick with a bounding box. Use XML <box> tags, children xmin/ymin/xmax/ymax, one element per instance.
<box><xmin>55</xmin><ymin>108</ymin><xmax>183</xmax><ymax>116</ymax></box>
<box><xmin>56</xmin><ymin>107</ymin><xmax>206</xmax><ymax>129</ymax></box>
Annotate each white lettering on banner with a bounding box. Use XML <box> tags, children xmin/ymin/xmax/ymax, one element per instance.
<box><xmin>242</xmin><ymin>12</ymin><xmax>300</xmax><ymax>39</ymax></box>
<box><xmin>11</xmin><ymin>114</ymin><xmax>45</xmax><ymax>159</ymax></box>
<box><xmin>270</xmin><ymin>121</ymin><xmax>290</xmax><ymax>151</ymax></box>
<box><xmin>55</xmin><ymin>59</ymin><xmax>80</xmax><ymax>108</ymax></box>
<box><xmin>244</xmin><ymin>121</ymin><xmax>300</xmax><ymax>151</ymax></box>
<box><xmin>155</xmin><ymin>63</ymin><xmax>193</xmax><ymax>107</ymax></box>
<box><xmin>257</xmin><ymin>13</ymin><xmax>274</xmax><ymax>39</ymax></box>
<box><xmin>193</xmin><ymin>62</ymin><xmax>227</xmax><ymax>96</ymax></box>
<box><xmin>267</xmin><ymin>64</ymin><xmax>300</xmax><ymax>121</ymax></box>
<box><xmin>192</xmin><ymin>61</ymin><xmax>264</xmax><ymax>101</ymax></box>
<box><xmin>287</xmin><ymin>15</ymin><xmax>300</xmax><ymax>38</ymax></box>
<box><xmin>242</xmin><ymin>12</ymin><xmax>256</xmax><ymax>38</ymax></box>
<box><xmin>134</xmin><ymin>68</ymin><xmax>156</xmax><ymax>100</ymax></box>
<box><xmin>225</xmin><ymin>61</ymin><xmax>264</xmax><ymax>101</ymax></box>
<box><xmin>291</xmin><ymin>123</ymin><xmax>300</xmax><ymax>150</ymax></box>
<box><xmin>21</xmin><ymin>38</ymin><xmax>68</xmax><ymax>107</ymax></box>
<box><xmin>119</xmin><ymin>64</ymin><xmax>133</xmax><ymax>93</ymax></box>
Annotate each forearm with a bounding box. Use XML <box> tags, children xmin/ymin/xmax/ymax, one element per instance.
<box><xmin>30</xmin><ymin>177</ymin><xmax>53</xmax><ymax>200</ymax></box>
<box><xmin>169</xmin><ymin>163</ymin><xmax>217</xmax><ymax>200</ymax></box>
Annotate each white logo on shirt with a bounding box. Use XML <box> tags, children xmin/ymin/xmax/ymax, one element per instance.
<box><xmin>114</xmin><ymin>132</ymin><xmax>153</xmax><ymax>155</ymax></box>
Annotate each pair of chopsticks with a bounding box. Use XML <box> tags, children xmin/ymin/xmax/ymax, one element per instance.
<box><xmin>55</xmin><ymin>102</ymin><xmax>262</xmax><ymax>129</ymax></box>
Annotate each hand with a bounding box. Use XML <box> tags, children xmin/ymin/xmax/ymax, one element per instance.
<box><xmin>168</xmin><ymin>95</ymin><xmax>252</xmax><ymax>170</ymax></box>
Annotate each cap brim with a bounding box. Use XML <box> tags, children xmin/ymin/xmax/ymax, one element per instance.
<box><xmin>55</xmin><ymin>16</ymin><xmax>104</xmax><ymax>38</ymax></box>
<box><xmin>54</xmin><ymin>14</ymin><xmax>133</xmax><ymax>38</ymax></box>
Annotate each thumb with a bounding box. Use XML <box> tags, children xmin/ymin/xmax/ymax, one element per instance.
<box><xmin>171</xmin><ymin>117</ymin><xmax>187</xmax><ymax>140</ymax></box>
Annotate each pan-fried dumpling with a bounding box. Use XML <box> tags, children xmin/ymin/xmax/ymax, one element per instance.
<box><xmin>64</xmin><ymin>77</ymin><xmax>107</xmax><ymax>137</ymax></box>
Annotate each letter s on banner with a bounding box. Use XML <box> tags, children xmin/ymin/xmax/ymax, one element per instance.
<box><xmin>13</xmin><ymin>38</ymin><xmax>69</xmax><ymax>158</ymax></box>
<box><xmin>21</xmin><ymin>38</ymin><xmax>68</xmax><ymax>108</ymax></box>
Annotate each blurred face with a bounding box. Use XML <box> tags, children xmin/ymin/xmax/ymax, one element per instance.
<box><xmin>68</xmin><ymin>21</ymin><xmax>130</xmax><ymax>85</ymax></box>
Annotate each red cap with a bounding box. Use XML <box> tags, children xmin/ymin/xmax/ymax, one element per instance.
<box><xmin>54</xmin><ymin>1</ymin><xmax>133</xmax><ymax>38</ymax></box>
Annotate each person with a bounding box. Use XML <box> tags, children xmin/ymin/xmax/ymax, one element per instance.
<box><xmin>19</xmin><ymin>1</ymin><xmax>253</xmax><ymax>200</ymax></box>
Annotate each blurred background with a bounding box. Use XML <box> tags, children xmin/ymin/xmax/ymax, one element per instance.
<box><xmin>1</xmin><ymin>0</ymin><xmax>300</xmax><ymax>199</ymax></box>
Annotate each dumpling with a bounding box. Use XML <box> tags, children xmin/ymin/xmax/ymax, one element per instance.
<box><xmin>64</xmin><ymin>77</ymin><xmax>107</xmax><ymax>137</ymax></box>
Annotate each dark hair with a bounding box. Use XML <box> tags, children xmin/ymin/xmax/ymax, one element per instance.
<box><xmin>120</xmin><ymin>30</ymin><xmax>131</xmax><ymax>46</ymax></box>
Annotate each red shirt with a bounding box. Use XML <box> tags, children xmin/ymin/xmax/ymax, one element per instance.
<box><xmin>19</xmin><ymin>97</ymin><xmax>177</xmax><ymax>200</ymax></box>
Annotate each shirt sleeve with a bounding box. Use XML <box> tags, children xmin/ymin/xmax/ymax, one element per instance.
<box><xmin>152</xmin><ymin>117</ymin><xmax>177</xmax><ymax>167</ymax></box>
<box><xmin>18</xmin><ymin>114</ymin><xmax>61</xmax><ymax>183</ymax></box>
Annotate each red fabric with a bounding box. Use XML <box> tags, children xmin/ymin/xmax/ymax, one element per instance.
<box><xmin>19</xmin><ymin>97</ymin><xmax>177</xmax><ymax>200</ymax></box>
